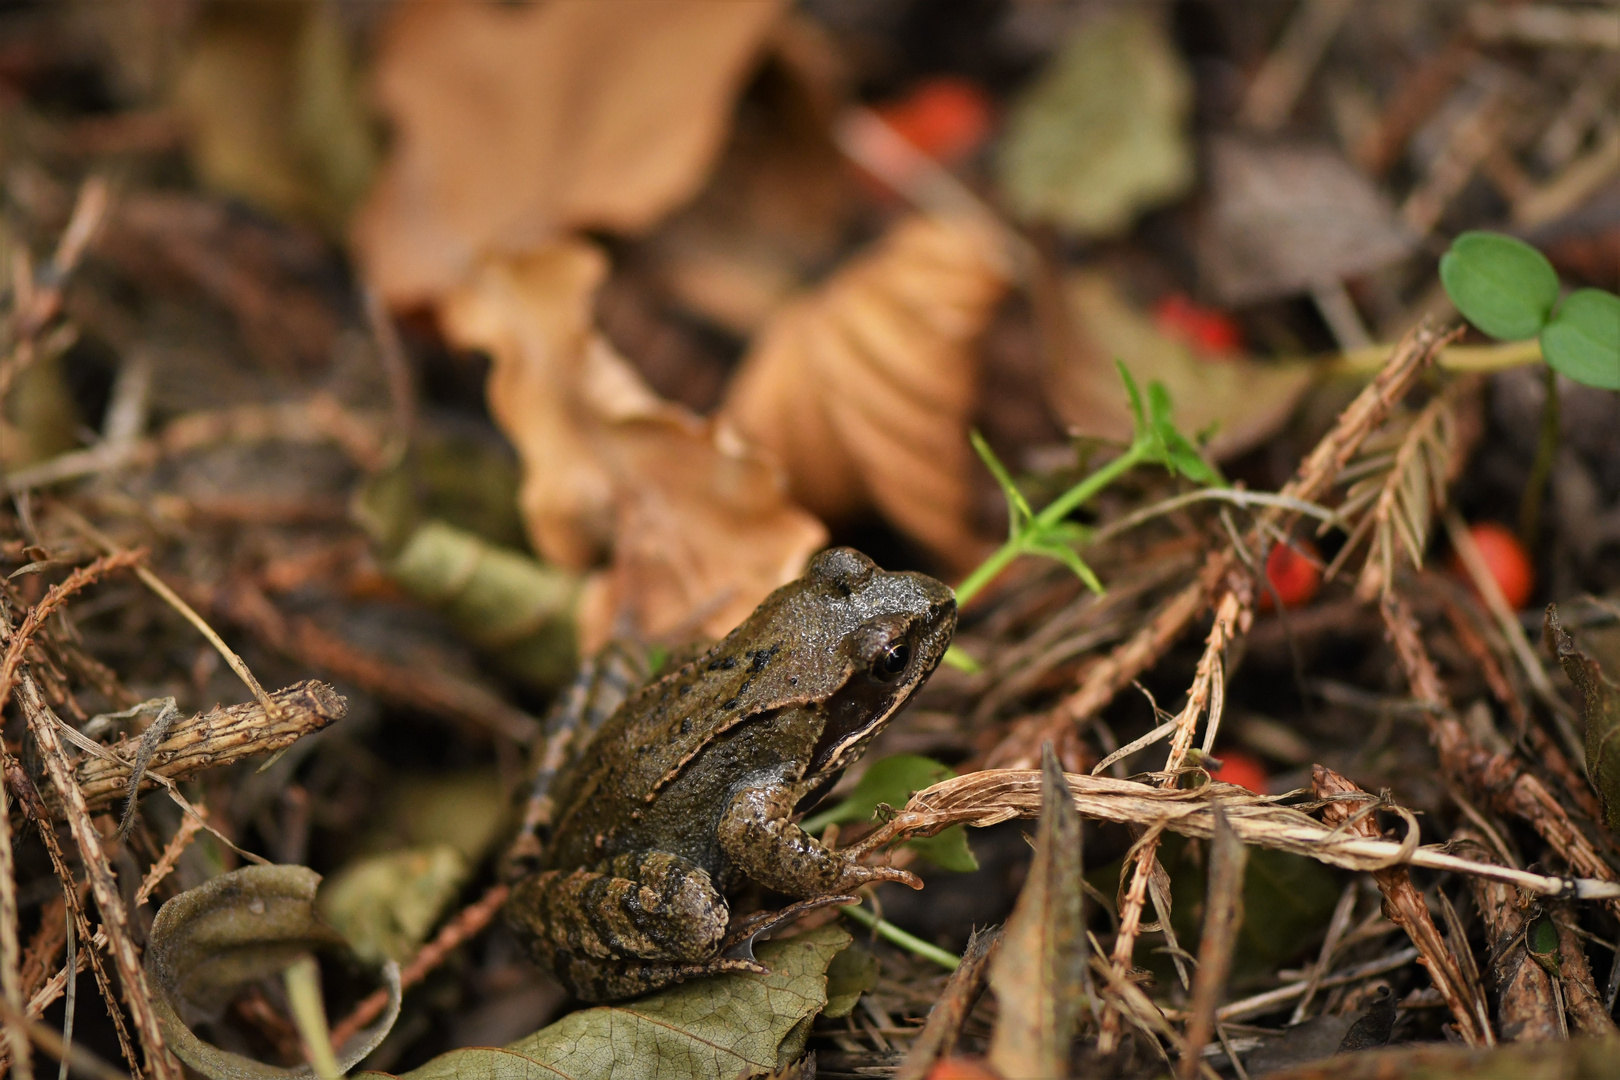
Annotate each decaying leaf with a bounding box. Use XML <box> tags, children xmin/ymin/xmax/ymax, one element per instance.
<box><xmin>996</xmin><ymin>9</ymin><xmax>1194</xmax><ymax>236</ymax></box>
<box><xmin>1197</xmin><ymin>137</ymin><xmax>1417</xmax><ymax>306</ymax></box>
<box><xmin>986</xmin><ymin>746</ymin><xmax>1085</xmax><ymax>1079</ymax></box>
<box><xmin>722</xmin><ymin>214</ymin><xmax>1009</xmax><ymax>570</ymax></box>
<box><xmin>1180</xmin><ymin>806</ymin><xmax>1248</xmax><ymax>1078</ymax></box>
<box><xmin>145</xmin><ymin>864</ymin><xmax>401</xmax><ymax>1080</ymax></box>
<box><xmin>1046</xmin><ymin>271</ymin><xmax>1313</xmax><ymax>461</ymax></box>
<box><xmin>822</xmin><ymin>942</ymin><xmax>879</xmax><ymax>1020</ymax></box>
<box><xmin>354</xmin><ymin>0</ymin><xmax>785</xmax><ymax>306</ymax></box>
<box><xmin>319</xmin><ymin>845</ymin><xmax>469</xmax><ymax>965</ymax></box>
<box><xmin>171</xmin><ymin>0</ymin><xmax>377</xmax><ymax>231</ymax></box>
<box><xmin>1546</xmin><ymin>606</ymin><xmax>1620</xmax><ymax>833</ymax></box>
<box><xmin>396</xmin><ymin>923</ymin><xmax>851</xmax><ymax>1080</ymax></box>
<box><xmin>441</xmin><ymin>241</ymin><xmax>825</xmax><ymax>650</ymax></box>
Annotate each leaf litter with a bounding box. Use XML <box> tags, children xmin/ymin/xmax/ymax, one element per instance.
<box><xmin>0</xmin><ymin>4</ymin><xmax>1619</xmax><ymax>1080</ymax></box>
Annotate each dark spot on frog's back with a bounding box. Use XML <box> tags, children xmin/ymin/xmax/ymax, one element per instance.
<box><xmin>747</xmin><ymin>644</ymin><xmax>779</xmax><ymax>672</ymax></box>
<box><xmin>680</xmin><ymin>717</ymin><xmax>692</xmax><ymax>735</ymax></box>
<box><xmin>708</xmin><ymin>656</ymin><xmax>737</xmax><ymax>672</ymax></box>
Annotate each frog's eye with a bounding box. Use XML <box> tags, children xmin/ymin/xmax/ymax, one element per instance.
<box><xmin>874</xmin><ymin>642</ymin><xmax>910</xmax><ymax>680</ymax></box>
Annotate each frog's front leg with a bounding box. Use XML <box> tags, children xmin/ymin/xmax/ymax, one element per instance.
<box><xmin>718</xmin><ymin>784</ymin><xmax>922</xmax><ymax>897</ymax></box>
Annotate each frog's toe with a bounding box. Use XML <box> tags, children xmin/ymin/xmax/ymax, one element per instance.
<box><xmin>848</xmin><ymin>865</ymin><xmax>924</xmax><ymax>891</ymax></box>
<box><xmin>720</xmin><ymin>894</ymin><xmax>857</xmax><ymax>962</ymax></box>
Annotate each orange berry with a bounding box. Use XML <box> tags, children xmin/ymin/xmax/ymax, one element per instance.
<box><xmin>1208</xmin><ymin>749</ymin><xmax>1269</xmax><ymax>793</ymax></box>
<box><xmin>873</xmin><ymin>77</ymin><xmax>993</xmax><ymax>166</ymax></box>
<box><xmin>927</xmin><ymin>1059</ymin><xmax>1002</xmax><ymax>1080</ymax></box>
<box><xmin>1259</xmin><ymin>539</ymin><xmax>1321</xmax><ymax>610</ymax></box>
<box><xmin>1452</xmin><ymin>521</ymin><xmax>1534</xmax><ymax>609</ymax></box>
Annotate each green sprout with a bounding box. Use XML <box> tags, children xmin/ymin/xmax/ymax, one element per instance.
<box><xmin>1440</xmin><ymin>231</ymin><xmax>1618</xmax><ymax>390</ymax></box>
<box><xmin>953</xmin><ymin>362</ymin><xmax>1220</xmax><ymax>613</ymax></box>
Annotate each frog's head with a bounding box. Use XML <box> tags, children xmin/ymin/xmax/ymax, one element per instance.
<box><xmin>793</xmin><ymin>548</ymin><xmax>957</xmax><ymax>781</ymax></box>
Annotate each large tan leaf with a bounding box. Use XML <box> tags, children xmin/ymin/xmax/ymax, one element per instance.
<box><xmin>441</xmin><ymin>242</ymin><xmax>824</xmax><ymax>651</ymax></box>
<box><xmin>394</xmin><ymin>924</ymin><xmax>850</xmax><ymax>1080</ymax></box>
<box><xmin>721</xmin><ymin>214</ymin><xmax>1009</xmax><ymax>571</ymax></box>
<box><xmin>1047</xmin><ymin>271</ymin><xmax>1313</xmax><ymax>461</ymax></box>
<box><xmin>354</xmin><ymin>0</ymin><xmax>785</xmax><ymax>306</ymax></box>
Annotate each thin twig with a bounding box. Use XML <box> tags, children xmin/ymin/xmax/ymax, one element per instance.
<box><xmin>14</xmin><ymin>672</ymin><xmax>177</xmax><ymax>1079</ymax></box>
<box><xmin>57</xmin><ymin>509</ymin><xmax>281</xmax><ymax>724</ymax></box>
<box><xmin>0</xmin><ymin>746</ymin><xmax>30</xmax><ymax>1080</ymax></box>
<box><xmin>0</xmin><ymin>551</ymin><xmax>144</xmax><ymax>718</ymax></box>
<box><xmin>327</xmin><ymin>883</ymin><xmax>511</xmax><ymax>1049</ymax></box>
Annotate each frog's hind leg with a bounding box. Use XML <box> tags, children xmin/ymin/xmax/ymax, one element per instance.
<box><xmin>508</xmin><ymin>851</ymin><xmax>730</xmax><ymax>967</ymax></box>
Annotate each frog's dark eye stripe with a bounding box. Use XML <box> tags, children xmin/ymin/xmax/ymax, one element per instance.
<box><xmin>875</xmin><ymin>642</ymin><xmax>910</xmax><ymax>680</ymax></box>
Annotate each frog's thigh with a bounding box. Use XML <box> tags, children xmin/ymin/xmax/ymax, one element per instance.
<box><xmin>509</xmin><ymin>851</ymin><xmax>728</xmax><ymax>964</ymax></box>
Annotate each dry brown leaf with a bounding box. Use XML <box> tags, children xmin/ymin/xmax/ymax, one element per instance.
<box><xmin>441</xmin><ymin>242</ymin><xmax>825</xmax><ymax>651</ymax></box>
<box><xmin>1047</xmin><ymin>271</ymin><xmax>1313</xmax><ymax>461</ymax></box>
<box><xmin>354</xmin><ymin>0</ymin><xmax>784</xmax><ymax>307</ymax></box>
<box><xmin>986</xmin><ymin>747</ymin><xmax>1085</xmax><ymax>1080</ymax></box>
<box><xmin>722</xmin><ymin>214</ymin><xmax>1009</xmax><ymax>571</ymax></box>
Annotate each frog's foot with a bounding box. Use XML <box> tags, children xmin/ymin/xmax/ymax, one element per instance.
<box><xmin>839</xmin><ymin>863</ymin><xmax>924</xmax><ymax>892</ymax></box>
<box><xmin>720</xmin><ymin>894</ymin><xmax>857</xmax><ymax>963</ymax></box>
<box><xmin>555</xmin><ymin>952</ymin><xmax>770</xmax><ymax>1002</ymax></box>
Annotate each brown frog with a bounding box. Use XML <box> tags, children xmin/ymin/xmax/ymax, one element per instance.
<box><xmin>506</xmin><ymin>548</ymin><xmax>956</xmax><ymax>1001</ymax></box>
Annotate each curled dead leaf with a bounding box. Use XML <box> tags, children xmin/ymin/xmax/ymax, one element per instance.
<box><xmin>442</xmin><ymin>241</ymin><xmax>825</xmax><ymax>651</ymax></box>
<box><xmin>145</xmin><ymin>864</ymin><xmax>400</xmax><ymax>1080</ymax></box>
<box><xmin>722</xmin><ymin>214</ymin><xmax>1010</xmax><ymax>571</ymax></box>
<box><xmin>355</xmin><ymin>0</ymin><xmax>785</xmax><ymax>306</ymax></box>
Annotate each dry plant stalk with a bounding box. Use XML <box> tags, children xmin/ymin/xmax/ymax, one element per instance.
<box><xmin>1456</xmin><ymin>829</ymin><xmax>1563</xmax><ymax>1042</ymax></box>
<box><xmin>2</xmin><ymin>760</ymin><xmax>134</xmax><ymax>1072</ymax></box>
<box><xmin>215</xmin><ymin>578</ymin><xmax>540</xmax><ymax>744</ymax></box>
<box><xmin>71</xmin><ymin>679</ymin><xmax>345</xmax><ymax>812</ymax></box>
<box><xmin>1551</xmin><ymin>906</ymin><xmax>1618</xmax><ymax>1037</ymax></box>
<box><xmin>1380</xmin><ymin>592</ymin><xmax>1620</xmax><ymax>921</ymax></box>
<box><xmin>1178</xmin><ymin>805</ymin><xmax>1246</xmax><ymax>1079</ymax></box>
<box><xmin>893</xmin><ymin>928</ymin><xmax>1001</xmax><ymax>1080</ymax></box>
<box><xmin>14</xmin><ymin>671</ymin><xmax>178</xmax><ymax>1080</ymax></box>
<box><xmin>1312</xmin><ymin>765</ymin><xmax>1493</xmax><ymax>1046</ymax></box>
<box><xmin>1322</xmin><ymin>390</ymin><xmax>1457</xmax><ymax>598</ymax></box>
<box><xmin>990</xmin><ymin>320</ymin><xmax>1455</xmax><ymax>769</ymax></box>
<box><xmin>844</xmin><ymin>770</ymin><xmax>1620</xmax><ymax>902</ymax></box>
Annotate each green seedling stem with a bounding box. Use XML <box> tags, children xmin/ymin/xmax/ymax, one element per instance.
<box><xmin>841</xmin><ymin>903</ymin><xmax>961</xmax><ymax>972</ymax></box>
<box><xmin>954</xmin><ymin>439</ymin><xmax>1146</xmax><ymax>609</ymax></box>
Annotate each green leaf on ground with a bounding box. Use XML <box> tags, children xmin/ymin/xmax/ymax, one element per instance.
<box><xmin>1541</xmin><ymin>288</ymin><xmax>1620</xmax><ymax>391</ymax></box>
<box><xmin>319</xmin><ymin>844</ymin><xmax>469</xmax><ymax>965</ymax></box>
<box><xmin>394</xmin><ymin>923</ymin><xmax>851</xmax><ymax>1080</ymax></box>
<box><xmin>802</xmin><ymin>754</ymin><xmax>978</xmax><ymax>872</ymax></box>
<box><xmin>1546</xmin><ymin>606</ymin><xmax>1620</xmax><ymax>832</ymax></box>
<box><xmin>1439</xmin><ymin>231</ymin><xmax>1560</xmax><ymax>341</ymax></box>
<box><xmin>822</xmin><ymin>942</ymin><xmax>879</xmax><ymax>1019</ymax></box>
<box><xmin>997</xmin><ymin>10</ymin><xmax>1194</xmax><ymax>236</ymax></box>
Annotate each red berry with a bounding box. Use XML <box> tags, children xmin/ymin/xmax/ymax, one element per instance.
<box><xmin>1259</xmin><ymin>539</ymin><xmax>1321</xmax><ymax>610</ymax></box>
<box><xmin>873</xmin><ymin>77</ymin><xmax>993</xmax><ymax>166</ymax></box>
<box><xmin>1452</xmin><ymin>521</ymin><xmax>1534</xmax><ymax>609</ymax></box>
<box><xmin>1153</xmin><ymin>293</ymin><xmax>1245</xmax><ymax>354</ymax></box>
<box><xmin>1208</xmin><ymin>749</ymin><xmax>1269</xmax><ymax>793</ymax></box>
